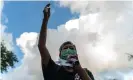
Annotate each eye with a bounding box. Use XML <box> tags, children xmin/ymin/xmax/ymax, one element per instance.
<box><xmin>69</xmin><ymin>46</ymin><xmax>75</xmax><ymax>50</ymax></box>
<box><xmin>64</xmin><ymin>47</ymin><xmax>68</xmax><ymax>49</ymax></box>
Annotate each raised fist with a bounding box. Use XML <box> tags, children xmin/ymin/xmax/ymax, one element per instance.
<box><xmin>43</xmin><ymin>3</ymin><xmax>50</xmax><ymax>21</ymax></box>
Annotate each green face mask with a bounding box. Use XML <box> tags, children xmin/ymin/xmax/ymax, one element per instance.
<box><xmin>60</xmin><ymin>48</ymin><xmax>77</xmax><ymax>60</ymax></box>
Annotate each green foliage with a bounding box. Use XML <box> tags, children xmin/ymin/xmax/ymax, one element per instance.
<box><xmin>1</xmin><ymin>41</ymin><xmax>18</xmax><ymax>73</ymax></box>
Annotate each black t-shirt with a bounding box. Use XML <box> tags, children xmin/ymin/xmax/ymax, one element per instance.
<box><xmin>42</xmin><ymin>58</ymin><xmax>95</xmax><ymax>80</ymax></box>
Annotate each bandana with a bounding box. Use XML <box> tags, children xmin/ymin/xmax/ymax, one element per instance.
<box><xmin>60</xmin><ymin>48</ymin><xmax>77</xmax><ymax>60</ymax></box>
<box><xmin>56</xmin><ymin>48</ymin><xmax>77</xmax><ymax>67</ymax></box>
<box><xmin>56</xmin><ymin>58</ymin><xmax>73</xmax><ymax>67</ymax></box>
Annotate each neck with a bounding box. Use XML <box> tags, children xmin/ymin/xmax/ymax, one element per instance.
<box><xmin>58</xmin><ymin>58</ymin><xmax>73</xmax><ymax>67</ymax></box>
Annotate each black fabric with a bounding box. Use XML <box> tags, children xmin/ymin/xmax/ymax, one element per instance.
<box><xmin>84</xmin><ymin>68</ymin><xmax>95</xmax><ymax>80</ymax></box>
<box><xmin>42</xmin><ymin>58</ymin><xmax>95</xmax><ymax>80</ymax></box>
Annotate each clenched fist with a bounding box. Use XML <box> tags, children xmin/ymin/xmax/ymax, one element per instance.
<box><xmin>43</xmin><ymin>3</ymin><xmax>50</xmax><ymax>21</ymax></box>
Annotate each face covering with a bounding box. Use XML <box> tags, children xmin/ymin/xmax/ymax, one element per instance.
<box><xmin>56</xmin><ymin>48</ymin><xmax>77</xmax><ymax>67</ymax></box>
<box><xmin>56</xmin><ymin>58</ymin><xmax>73</xmax><ymax>67</ymax></box>
<box><xmin>60</xmin><ymin>48</ymin><xmax>77</xmax><ymax>60</ymax></box>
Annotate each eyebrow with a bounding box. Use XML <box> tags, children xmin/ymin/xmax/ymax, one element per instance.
<box><xmin>63</xmin><ymin>45</ymin><xmax>74</xmax><ymax>49</ymax></box>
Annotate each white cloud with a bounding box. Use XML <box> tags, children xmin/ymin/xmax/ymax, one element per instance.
<box><xmin>0</xmin><ymin>1</ymin><xmax>13</xmax><ymax>51</ymax></box>
<box><xmin>0</xmin><ymin>24</ymin><xmax>14</xmax><ymax>51</ymax></box>
<box><xmin>2</xmin><ymin>1</ymin><xmax>133</xmax><ymax>80</ymax></box>
<box><xmin>0</xmin><ymin>0</ymin><xmax>15</xmax><ymax>80</ymax></box>
<box><xmin>59</xmin><ymin>0</ymin><xmax>133</xmax><ymax>70</ymax></box>
<box><xmin>2</xmin><ymin>32</ymin><xmax>44</xmax><ymax>80</ymax></box>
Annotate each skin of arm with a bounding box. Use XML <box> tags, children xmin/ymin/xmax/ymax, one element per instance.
<box><xmin>74</xmin><ymin>65</ymin><xmax>92</xmax><ymax>80</ymax></box>
<box><xmin>38</xmin><ymin>3</ymin><xmax>51</xmax><ymax>68</ymax></box>
<box><xmin>68</xmin><ymin>56</ymin><xmax>92</xmax><ymax>80</ymax></box>
<box><xmin>38</xmin><ymin>4</ymin><xmax>92</xmax><ymax>80</ymax></box>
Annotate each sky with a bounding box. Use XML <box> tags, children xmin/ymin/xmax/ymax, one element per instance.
<box><xmin>1</xmin><ymin>1</ymin><xmax>133</xmax><ymax>80</ymax></box>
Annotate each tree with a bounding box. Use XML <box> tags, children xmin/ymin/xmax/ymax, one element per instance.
<box><xmin>0</xmin><ymin>40</ymin><xmax>18</xmax><ymax>73</ymax></box>
<box><xmin>126</xmin><ymin>53</ymin><xmax>133</xmax><ymax>61</ymax></box>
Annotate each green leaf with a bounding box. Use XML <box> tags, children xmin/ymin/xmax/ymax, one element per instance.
<box><xmin>1</xmin><ymin>40</ymin><xmax>19</xmax><ymax>73</ymax></box>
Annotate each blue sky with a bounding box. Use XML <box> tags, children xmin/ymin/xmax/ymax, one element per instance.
<box><xmin>2</xmin><ymin>1</ymin><xmax>79</xmax><ymax>70</ymax></box>
<box><xmin>1</xmin><ymin>1</ymin><xmax>133</xmax><ymax>80</ymax></box>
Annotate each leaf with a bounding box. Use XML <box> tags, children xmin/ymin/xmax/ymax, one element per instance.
<box><xmin>1</xmin><ymin>40</ymin><xmax>19</xmax><ymax>73</ymax></box>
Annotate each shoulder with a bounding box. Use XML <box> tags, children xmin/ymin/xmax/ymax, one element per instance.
<box><xmin>42</xmin><ymin>58</ymin><xmax>62</xmax><ymax>79</ymax></box>
<box><xmin>84</xmin><ymin>68</ymin><xmax>95</xmax><ymax>80</ymax></box>
<box><xmin>42</xmin><ymin>58</ymin><xmax>60</xmax><ymax>74</ymax></box>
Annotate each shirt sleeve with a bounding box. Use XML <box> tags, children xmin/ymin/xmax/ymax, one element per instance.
<box><xmin>84</xmin><ymin>68</ymin><xmax>95</xmax><ymax>80</ymax></box>
<box><xmin>42</xmin><ymin>58</ymin><xmax>59</xmax><ymax>79</ymax></box>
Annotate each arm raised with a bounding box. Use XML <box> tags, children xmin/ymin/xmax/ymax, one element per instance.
<box><xmin>38</xmin><ymin>3</ymin><xmax>51</xmax><ymax>67</ymax></box>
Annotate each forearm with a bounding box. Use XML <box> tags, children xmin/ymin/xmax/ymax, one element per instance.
<box><xmin>38</xmin><ymin>18</ymin><xmax>48</xmax><ymax>46</ymax></box>
<box><xmin>38</xmin><ymin>3</ymin><xmax>51</xmax><ymax>68</ymax></box>
<box><xmin>38</xmin><ymin>18</ymin><xmax>50</xmax><ymax>65</ymax></box>
<box><xmin>74</xmin><ymin>65</ymin><xmax>92</xmax><ymax>80</ymax></box>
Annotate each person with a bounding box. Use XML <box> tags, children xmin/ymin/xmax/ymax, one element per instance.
<box><xmin>38</xmin><ymin>3</ymin><xmax>95</xmax><ymax>80</ymax></box>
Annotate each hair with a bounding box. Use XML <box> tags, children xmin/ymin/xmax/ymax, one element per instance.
<box><xmin>59</xmin><ymin>41</ymin><xmax>76</xmax><ymax>57</ymax></box>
